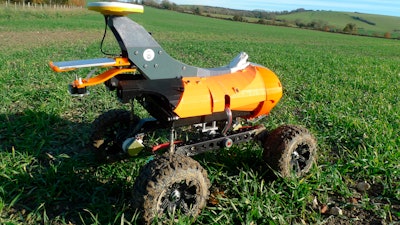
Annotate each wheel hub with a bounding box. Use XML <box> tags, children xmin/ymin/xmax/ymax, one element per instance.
<box><xmin>160</xmin><ymin>182</ymin><xmax>197</xmax><ymax>215</ymax></box>
<box><xmin>291</xmin><ymin>144</ymin><xmax>311</xmax><ymax>172</ymax></box>
<box><xmin>169</xmin><ymin>189</ymin><xmax>181</xmax><ymax>202</ymax></box>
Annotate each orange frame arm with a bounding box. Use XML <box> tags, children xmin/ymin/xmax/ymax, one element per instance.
<box><xmin>72</xmin><ymin>68</ymin><xmax>137</xmax><ymax>88</ymax></box>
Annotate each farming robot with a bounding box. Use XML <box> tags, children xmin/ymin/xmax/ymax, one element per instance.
<box><xmin>49</xmin><ymin>2</ymin><xmax>317</xmax><ymax>223</ymax></box>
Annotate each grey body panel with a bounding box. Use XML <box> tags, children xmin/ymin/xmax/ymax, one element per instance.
<box><xmin>108</xmin><ymin>16</ymin><xmax>248</xmax><ymax>80</ymax></box>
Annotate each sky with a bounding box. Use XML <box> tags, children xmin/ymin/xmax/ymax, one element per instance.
<box><xmin>170</xmin><ymin>0</ymin><xmax>400</xmax><ymax>17</ymax></box>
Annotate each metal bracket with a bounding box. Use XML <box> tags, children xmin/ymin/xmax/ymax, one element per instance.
<box><xmin>222</xmin><ymin>106</ymin><xmax>233</xmax><ymax>136</ymax></box>
<box><xmin>176</xmin><ymin>125</ymin><xmax>265</xmax><ymax>156</ymax></box>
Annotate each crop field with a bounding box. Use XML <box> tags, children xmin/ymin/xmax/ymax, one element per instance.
<box><xmin>0</xmin><ymin>5</ymin><xmax>399</xmax><ymax>225</ymax></box>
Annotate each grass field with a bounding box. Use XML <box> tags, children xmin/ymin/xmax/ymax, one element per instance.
<box><xmin>0</xmin><ymin>5</ymin><xmax>399</xmax><ymax>225</ymax></box>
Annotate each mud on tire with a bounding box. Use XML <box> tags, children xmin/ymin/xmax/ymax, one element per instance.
<box><xmin>262</xmin><ymin>125</ymin><xmax>317</xmax><ymax>177</ymax></box>
<box><xmin>132</xmin><ymin>152</ymin><xmax>210</xmax><ymax>224</ymax></box>
<box><xmin>91</xmin><ymin>109</ymin><xmax>139</xmax><ymax>162</ymax></box>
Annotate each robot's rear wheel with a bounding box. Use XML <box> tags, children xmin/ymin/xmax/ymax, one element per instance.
<box><xmin>262</xmin><ymin>125</ymin><xmax>317</xmax><ymax>177</ymax></box>
<box><xmin>91</xmin><ymin>109</ymin><xmax>139</xmax><ymax>162</ymax></box>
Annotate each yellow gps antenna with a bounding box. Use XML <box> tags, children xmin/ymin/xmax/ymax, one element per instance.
<box><xmin>87</xmin><ymin>2</ymin><xmax>144</xmax><ymax>56</ymax></box>
<box><xmin>88</xmin><ymin>1</ymin><xmax>144</xmax><ymax>16</ymax></box>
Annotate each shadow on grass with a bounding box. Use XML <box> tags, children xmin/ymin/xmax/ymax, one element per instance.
<box><xmin>0</xmin><ymin>110</ymin><xmax>139</xmax><ymax>224</ymax></box>
<box><xmin>0</xmin><ymin>110</ymin><xmax>290</xmax><ymax>224</ymax></box>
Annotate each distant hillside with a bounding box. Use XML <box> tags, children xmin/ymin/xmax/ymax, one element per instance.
<box><xmin>157</xmin><ymin>2</ymin><xmax>400</xmax><ymax>39</ymax></box>
<box><xmin>276</xmin><ymin>11</ymin><xmax>400</xmax><ymax>37</ymax></box>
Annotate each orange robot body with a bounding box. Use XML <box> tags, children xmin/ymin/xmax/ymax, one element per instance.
<box><xmin>174</xmin><ymin>65</ymin><xmax>282</xmax><ymax>119</ymax></box>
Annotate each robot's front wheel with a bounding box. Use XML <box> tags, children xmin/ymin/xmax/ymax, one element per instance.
<box><xmin>132</xmin><ymin>152</ymin><xmax>210</xmax><ymax>224</ymax></box>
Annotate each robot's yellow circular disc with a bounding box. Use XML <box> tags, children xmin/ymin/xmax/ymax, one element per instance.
<box><xmin>88</xmin><ymin>2</ymin><xmax>144</xmax><ymax>16</ymax></box>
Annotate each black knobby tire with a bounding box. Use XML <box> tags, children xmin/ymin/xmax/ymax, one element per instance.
<box><xmin>133</xmin><ymin>152</ymin><xmax>210</xmax><ymax>224</ymax></box>
<box><xmin>91</xmin><ymin>109</ymin><xmax>139</xmax><ymax>162</ymax></box>
<box><xmin>262</xmin><ymin>125</ymin><xmax>317</xmax><ymax>177</ymax></box>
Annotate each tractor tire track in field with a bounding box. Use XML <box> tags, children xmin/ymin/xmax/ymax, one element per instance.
<box><xmin>0</xmin><ymin>30</ymin><xmax>100</xmax><ymax>52</ymax></box>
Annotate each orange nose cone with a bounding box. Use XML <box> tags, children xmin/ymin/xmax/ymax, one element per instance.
<box><xmin>249</xmin><ymin>66</ymin><xmax>282</xmax><ymax>118</ymax></box>
<box><xmin>173</xmin><ymin>65</ymin><xmax>282</xmax><ymax>119</ymax></box>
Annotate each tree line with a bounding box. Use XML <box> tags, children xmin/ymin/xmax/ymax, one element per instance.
<box><xmin>1</xmin><ymin>0</ymin><xmax>85</xmax><ymax>6</ymax></box>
